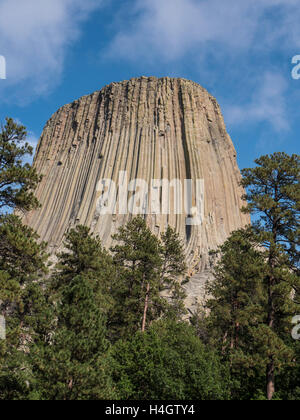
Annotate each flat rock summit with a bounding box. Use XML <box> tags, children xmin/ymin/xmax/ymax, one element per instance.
<box><xmin>23</xmin><ymin>76</ymin><xmax>250</xmax><ymax>309</ymax></box>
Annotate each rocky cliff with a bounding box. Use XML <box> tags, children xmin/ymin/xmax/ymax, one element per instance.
<box><xmin>23</xmin><ymin>77</ymin><xmax>250</xmax><ymax>309</ymax></box>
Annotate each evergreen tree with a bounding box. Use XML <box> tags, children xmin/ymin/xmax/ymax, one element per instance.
<box><xmin>0</xmin><ymin>215</ymin><xmax>49</xmax><ymax>400</ymax></box>
<box><xmin>0</xmin><ymin>117</ymin><xmax>49</xmax><ymax>400</ymax></box>
<box><xmin>206</xmin><ymin>228</ymin><xmax>266</xmax><ymax>352</ymax></box>
<box><xmin>110</xmin><ymin>217</ymin><xmax>187</xmax><ymax>339</ymax></box>
<box><xmin>0</xmin><ymin>215</ymin><xmax>47</xmax><ymax>284</ymax></box>
<box><xmin>32</xmin><ymin>274</ymin><xmax>115</xmax><ymax>400</ymax></box>
<box><xmin>0</xmin><ymin>118</ymin><xmax>41</xmax><ymax>214</ymax></box>
<box><xmin>202</xmin><ymin>153</ymin><xmax>299</xmax><ymax>400</ymax></box>
<box><xmin>241</xmin><ymin>152</ymin><xmax>300</xmax><ymax>400</ymax></box>
<box><xmin>112</xmin><ymin>319</ymin><xmax>230</xmax><ymax>400</ymax></box>
<box><xmin>160</xmin><ymin>226</ymin><xmax>188</xmax><ymax>320</ymax></box>
<box><xmin>203</xmin><ymin>228</ymin><xmax>268</xmax><ymax>399</ymax></box>
<box><xmin>53</xmin><ymin>225</ymin><xmax>115</xmax><ymax>314</ymax></box>
<box><xmin>276</xmin><ymin>340</ymin><xmax>300</xmax><ymax>400</ymax></box>
<box><xmin>30</xmin><ymin>227</ymin><xmax>117</xmax><ymax>400</ymax></box>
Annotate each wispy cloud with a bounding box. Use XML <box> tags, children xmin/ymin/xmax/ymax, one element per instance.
<box><xmin>106</xmin><ymin>0</ymin><xmax>299</xmax><ymax>131</ymax></box>
<box><xmin>1</xmin><ymin>0</ymin><xmax>298</xmax><ymax>136</ymax></box>
<box><xmin>224</xmin><ymin>73</ymin><xmax>289</xmax><ymax>132</ymax></box>
<box><xmin>0</xmin><ymin>0</ymin><xmax>104</xmax><ymax>102</ymax></box>
<box><xmin>108</xmin><ymin>0</ymin><xmax>300</xmax><ymax>62</ymax></box>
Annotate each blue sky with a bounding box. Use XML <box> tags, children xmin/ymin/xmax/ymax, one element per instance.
<box><xmin>0</xmin><ymin>0</ymin><xmax>299</xmax><ymax>170</ymax></box>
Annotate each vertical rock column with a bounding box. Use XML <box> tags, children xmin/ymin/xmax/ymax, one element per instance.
<box><xmin>23</xmin><ymin>77</ymin><xmax>250</xmax><ymax>306</ymax></box>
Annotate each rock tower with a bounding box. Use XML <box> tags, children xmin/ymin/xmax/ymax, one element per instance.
<box><xmin>23</xmin><ymin>77</ymin><xmax>250</xmax><ymax>308</ymax></box>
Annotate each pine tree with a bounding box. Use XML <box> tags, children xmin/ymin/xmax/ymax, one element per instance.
<box><xmin>29</xmin><ymin>227</ymin><xmax>117</xmax><ymax>400</ymax></box>
<box><xmin>206</xmin><ymin>228</ymin><xmax>266</xmax><ymax>353</ymax></box>
<box><xmin>53</xmin><ymin>225</ymin><xmax>115</xmax><ymax>314</ymax></box>
<box><xmin>112</xmin><ymin>319</ymin><xmax>230</xmax><ymax>400</ymax></box>
<box><xmin>203</xmin><ymin>153</ymin><xmax>299</xmax><ymax>400</ymax></box>
<box><xmin>32</xmin><ymin>274</ymin><xmax>115</xmax><ymax>400</ymax></box>
<box><xmin>0</xmin><ymin>117</ymin><xmax>49</xmax><ymax>399</ymax></box>
<box><xmin>241</xmin><ymin>152</ymin><xmax>300</xmax><ymax>400</ymax></box>
<box><xmin>160</xmin><ymin>226</ymin><xmax>188</xmax><ymax>320</ymax></box>
<box><xmin>110</xmin><ymin>217</ymin><xmax>163</xmax><ymax>338</ymax></box>
<box><xmin>110</xmin><ymin>217</ymin><xmax>187</xmax><ymax>339</ymax></box>
<box><xmin>276</xmin><ymin>340</ymin><xmax>300</xmax><ymax>400</ymax></box>
<box><xmin>0</xmin><ymin>215</ymin><xmax>49</xmax><ymax>400</ymax></box>
<box><xmin>204</xmin><ymin>228</ymin><xmax>268</xmax><ymax>399</ymax></box>
<box><xmin>0</xmin><ymin>118</ymin><xmax>41</xmax><ymax>214</ymax></box>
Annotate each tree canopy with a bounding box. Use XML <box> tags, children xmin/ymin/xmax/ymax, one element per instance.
<box><xmin>0</xmin><ymin>118</ymin><xmax>41</xmax><ymax>214</ymax></box>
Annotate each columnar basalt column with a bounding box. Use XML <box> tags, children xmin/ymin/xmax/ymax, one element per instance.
<box><xmin>23</xmin><ymin>77</ymin><xmax>250</xmax><ymax>308</ymax></box>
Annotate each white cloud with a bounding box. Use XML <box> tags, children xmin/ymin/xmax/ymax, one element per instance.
<box><xmin>224</xmin><ymin>73</ymin><xmax>289</xmax><ymax>132</ymax></box>
<box><xmin>0</xmin><ymin>0</ymin><xmax>104</xmax><ymax>101</ymax></box>
<box><xmin>0</xmin><ymin>0</ymin><xmax>298</xmax><ymax>133</ymax></box>
<box><xmin>106</xmin><ymin>0</ymin><xmax>299</xmax><ymax>131</ymax></box>
<box><xmin>108</xmin><ymin>0</ymin><xmax>300</xmax><ymax>62</ymax></box>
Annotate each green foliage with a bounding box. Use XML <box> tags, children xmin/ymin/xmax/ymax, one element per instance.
<box><xmin>197</xmin><ymin>228</ymin><xmax>266</xmax><ymax>399</ymax></box>
<box><xmin>53</xmin><ymin>225</ymin><xmax>115</xmax><ymax>314</ymax></box>
<box><xmin>241</xmin><ymin>153</ymin><xmax>299</xmax><ymax>263</ymax></box>
<box><xmin>242</xmin><ymin>152</ymin><xmax>300</xmax><ymax>399</ymax></box>
<box><xmin>28</xmin><ymin>227</ymin><xmax>118</xmax><ymax>400</ymax></box>
<box><xmin>276</xmin><ymin>341</ymin><xmax>300</xmax><ymax>400</ymax></box>
<box><xmin>201</xmin><ymin>153</ymin><xmax>300</xmax><ymax>400</ymax></box>
<box><xmin>0</xmin><ymin>117</ymin><xmax>49</xmax><ymax>399</ymax></box>
<box><xmin>110</xmin><ymin>217</ymin><xmax>187</xmax><ymax>339</ymax></box>
<box><xmin>1</xmin><ymin>132</ymin><xmax>299</xmax><ymax>402</ymax></box>
<box><xmin>0</xmin><ymin>118</ymin><xmax>41</xmax><ymax>213</ymax></box>
<box><xmin>0</xmin><ymin>214</ymin><xmax>47</xmax><ymax>284</ymax></box>
<box><xmin>206</xmin><ymin>228</ymin><xmax>266</xmax><ymax>352</ymax></box>
<box><xmin>31</xmin><ymin>274</ymin><xmax>115</xmax><ymax>400</ymax></box>
<box><xmin>112</xmin><ymin>319</ymin><xmax>229</xmax><ymax>400</ymax></box>
<box><xmin>160</xmin><ymin>226</ymin><xmax>188</xmax><ymax>320</ymax></box>
<box><xmin>0</xmin><ymin>215</ymin><xmax>49</xmax><ymax>400</ymax></box>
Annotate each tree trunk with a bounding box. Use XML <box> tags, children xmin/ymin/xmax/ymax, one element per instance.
<box><xmin>221</xmin><ymin>331</ymin><xmax>228</xmax><ymax>354</ymax></box>
<box><xmin>235</xmin><ymin>322</ymin><xmax>240</xmax><ymax>348</ymax></box>
<box><xmin>142</xmin><ymin>283</ymin><xmax>150</xmax><ymax>332</ymax></box>
<box><xmin>266</xmin><ymin>242</ymin><xmax>276</xmax><ymax>400</ymax></box>
<box><xmin>267</xmin><ymin>357</ymin><xmax>275</xmax><ymax>401</ymax></box>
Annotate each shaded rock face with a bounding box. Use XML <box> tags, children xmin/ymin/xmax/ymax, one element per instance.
<box><xmin>23</xmin><ymin>77</ymin><xmax>249</xmax><ymax>309</ymax></box>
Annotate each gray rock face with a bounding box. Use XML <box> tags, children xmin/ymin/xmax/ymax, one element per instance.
<box><xmin>23</xmin><ymin>77</ymin><xmax>250</xmax><ymax>308</ymax></box>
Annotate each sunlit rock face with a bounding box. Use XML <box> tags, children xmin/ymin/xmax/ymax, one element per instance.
<box><xmin>23</xmin><ymin>77</ymin><xmax>250</xmax><ymax>309</ymax></box>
